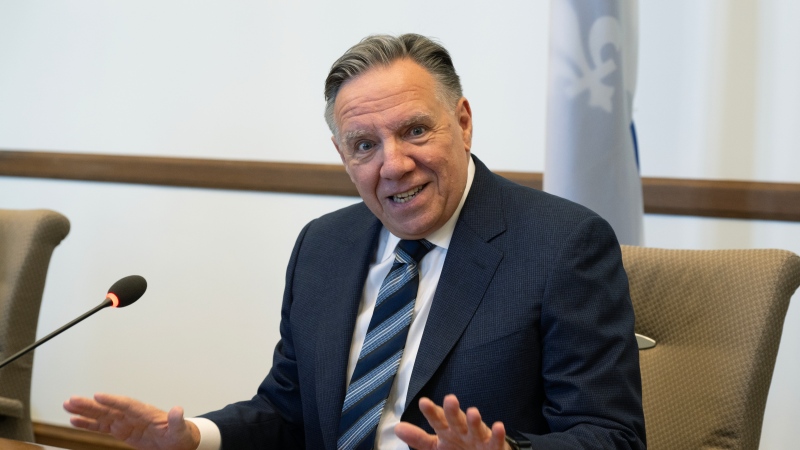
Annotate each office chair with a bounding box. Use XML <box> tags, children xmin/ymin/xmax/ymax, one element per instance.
<box><xmin>0</xmin><ymin>209</ymin><xmax>70</xmax><ymax>441</ymax></box>
<box><xmin>621</xmin><ymin>246</ymin><xmax>800</xmax><ymax>450</ymax></box>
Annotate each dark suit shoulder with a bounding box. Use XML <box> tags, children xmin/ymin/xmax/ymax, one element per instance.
<box><xmin>499</xmin><ymin>173</ymin><xmax>620</xmax><ymax>255</ymax></box>
<box><xmin>302</xmin><ymin>201</ymin><xmax>377</xmax><ymax>240</ymax></box>
<box><xmin>467</xmin><ymin>156</ymin><xmax>616</xmax><ymax>250</ymax></box>
<box><xmin>495</xmin><ymin>172</ymin><xmax>600</xmax><ymax>226</ymax></box>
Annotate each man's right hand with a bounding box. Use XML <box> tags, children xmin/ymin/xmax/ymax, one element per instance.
<box><xmin>63</xmin><ymin>393</ymin><xmax>200</xmax><ymax>450</ymax></box>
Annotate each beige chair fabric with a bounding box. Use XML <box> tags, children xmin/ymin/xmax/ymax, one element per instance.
<box><xmin>621</xmin><ymin>246</ymin><xmax>800</xmax><ymax>450</ymax></box>
<box><xmin>0</xmin><ymin>209</ymin><xmax>70</xmax><ymax>442</ymax></box>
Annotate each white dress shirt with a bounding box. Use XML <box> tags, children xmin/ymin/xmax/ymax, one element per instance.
<box><xmin>191</xmin><ymin>157</ymin><xmax>475</xmax><ymax>450</ymax></box>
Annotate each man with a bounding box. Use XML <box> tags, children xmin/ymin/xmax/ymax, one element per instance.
<box><xmin>65</xmin><ymin>34</ymin><xmax>645</xmax><ymax>449</ymax></box>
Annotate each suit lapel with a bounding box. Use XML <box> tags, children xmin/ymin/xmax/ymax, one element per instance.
<box><xmin>315</xmin><ymin>207</ymin><xmax>382</xmax><ymax>450</ymax></box>
<box><xmin>406</xmin><ymin>156</ymin><xmax>507</xmax><ymax>409</ymax></box>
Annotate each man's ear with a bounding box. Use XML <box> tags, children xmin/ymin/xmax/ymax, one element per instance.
<box><xmin>456</xmin><ymin>98</ymin><xmax>473</xmax><ymax>152</ymax></box>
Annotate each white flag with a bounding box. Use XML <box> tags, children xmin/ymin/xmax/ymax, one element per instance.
<box><xmin>544</xmin><ymin>0</ymin><xmax>644</xmax><ymax>245</ymax></box>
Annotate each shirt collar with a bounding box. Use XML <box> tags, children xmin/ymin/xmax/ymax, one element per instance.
<box><xmin>377</xmin><ymin>155</ymin><xmax>476</xmax><ymax>261</ymax></box>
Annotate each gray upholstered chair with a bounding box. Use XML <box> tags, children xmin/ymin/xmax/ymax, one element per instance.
<box><xmin>0</xmin><ymin>209</ymin><xmax>70</xmax><ymax>442</ymax></box>
<box><xmin>621</xmin><ymin>246</ymin><xmax>800</xmax><ymax>450</ymax></box>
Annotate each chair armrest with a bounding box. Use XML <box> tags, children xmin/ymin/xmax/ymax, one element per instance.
<box><xmin>0</xmin><ymin>396</ymin><xmax>24</xmax><ymax>419</ymax></box>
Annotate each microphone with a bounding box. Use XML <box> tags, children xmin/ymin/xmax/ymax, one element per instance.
<box><xmin>0</xmin><ymin>275</ymin><xmax>147</xmax><ymax>370</ymax></box>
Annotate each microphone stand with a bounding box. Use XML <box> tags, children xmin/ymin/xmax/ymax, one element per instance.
<box><xmin>0</xmin><ymin>298</ymin><xmax>112</xmax><ymax>370</ymax></box>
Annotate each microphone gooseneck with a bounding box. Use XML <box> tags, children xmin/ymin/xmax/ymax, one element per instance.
<box><xmin>0</xmin><ymin>275</ymin><xmax>147</xmax><ymax>370</ymax></box>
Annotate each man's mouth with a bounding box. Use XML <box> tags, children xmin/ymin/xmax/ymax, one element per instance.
<box><xmin>391</xmin><ymin>185</ymin><xmax>424</xmax><ymax>203</ymax></box>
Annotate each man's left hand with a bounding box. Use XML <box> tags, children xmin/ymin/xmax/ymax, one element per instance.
<box><xmin>395</xmin><ymin>394</ymin><xmax>511</xmax><ymax>450</ymax></box>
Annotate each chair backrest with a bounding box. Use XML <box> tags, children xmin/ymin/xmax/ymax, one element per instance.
<box><xmin>621</xmin><ymin>246</ymin><xmax>800</xmax><ymax>450</ymax></box>
<box><xmin>0</xmin><ymin>209</ymin><xmax>70</xmax><ymax>442</ymax></box>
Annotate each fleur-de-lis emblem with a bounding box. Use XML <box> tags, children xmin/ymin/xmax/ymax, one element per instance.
<box><xmin>551</xmin><ymin>1</ymin><xmax>623</xmax><ymax>113</ymax></box>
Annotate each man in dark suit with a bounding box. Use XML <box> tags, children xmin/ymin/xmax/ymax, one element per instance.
<box><xmin>65</xmin><ymin>34</ymin><xmax>645</xmax><ymax>450</ymax></box>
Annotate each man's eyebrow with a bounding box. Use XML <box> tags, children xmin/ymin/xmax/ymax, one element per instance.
<box><xmin>394</xmin><ymin>113</ymin><xmax>435</xmax><ymax>130</ymax></box>
<box><xmin>341</xmin><ymin>129</ymin><xmax>371</xmax><ymax>146</ymax></box>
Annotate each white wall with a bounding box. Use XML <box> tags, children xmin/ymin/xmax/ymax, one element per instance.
<box><xmin>1</xmin><ymin>1</ymin><xmax>799</xmax><ymax>448</ymax></box>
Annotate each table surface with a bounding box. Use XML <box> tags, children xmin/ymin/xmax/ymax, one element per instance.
<box><xmin>0</xmin><ymin>438</ymin><xmax>66</xmax><ymax>449</ymax></box>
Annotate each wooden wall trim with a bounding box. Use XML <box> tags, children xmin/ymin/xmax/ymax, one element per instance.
<box><xmin>3</xmin><ymin>150</ymin><xmax>800</xmax><ymax>222</ymax></box>
<box><xmin>33</xmin><ymin>422</ymin><xmax>133</xmax><ymax>450</ymax></box>
<box><xmin>642</xmin><ymin>177</ymin><xmax>800</xmax><ymax>222</ymax></box>
<box><xmin>0</xmin><ymin>150</ymin><xmax>357</xmax><ymax>197</ymax></box>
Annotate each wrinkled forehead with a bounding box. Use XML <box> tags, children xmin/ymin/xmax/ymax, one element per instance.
<box><xmin>334</xmin><ymin>61</ymin><xmax>441</xmax><ymax>122</ymax></box>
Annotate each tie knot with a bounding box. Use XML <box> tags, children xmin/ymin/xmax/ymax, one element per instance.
<box><xmin>396</xmin><ymin>239</ymin><xmax>434</xmax><ymax>265</ymax></box>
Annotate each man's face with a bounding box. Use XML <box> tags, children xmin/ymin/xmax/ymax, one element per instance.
<box><xmin>332</xmin><ymin>59</ymin><xmax>473</xmax><ymax>240</ymax></box>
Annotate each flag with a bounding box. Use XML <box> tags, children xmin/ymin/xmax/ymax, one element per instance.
<box><xmin>544</xmin><ymin>0</ymin><xmax>644</xmax><ymax>245</ymax></box>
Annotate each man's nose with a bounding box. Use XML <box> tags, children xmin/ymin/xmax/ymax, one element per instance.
<box><xmin>379</xmin><ymin>139</ymin><xmax>415</xmax><ymax>179</ymax></box>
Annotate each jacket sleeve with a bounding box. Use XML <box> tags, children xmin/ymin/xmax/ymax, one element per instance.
<box><xmin>527</xmin><ymin>215</ymin><xmax>646</xmax><ymax>450</ymax></box>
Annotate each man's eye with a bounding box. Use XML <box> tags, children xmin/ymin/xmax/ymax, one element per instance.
<box><xmin>409</xmin><ymin>126</ymin><xmax>426</xmax><ymax>137</ymax></box>
<box><xmin>356</xmin><ymin>141</ymin><xmax>374</xmax><ymax>152</ymax></box>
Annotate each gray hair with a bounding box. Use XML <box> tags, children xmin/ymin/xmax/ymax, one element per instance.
<box><xmin>324</xmin><ymin>33</ymin><xmax>463</xmax><ymax>136</ymax></box>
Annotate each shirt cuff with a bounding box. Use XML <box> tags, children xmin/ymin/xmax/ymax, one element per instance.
<box><xmin>185</xmin><ymin>417</ymin><xmax>222</xmax><ymax>450</ymax></box>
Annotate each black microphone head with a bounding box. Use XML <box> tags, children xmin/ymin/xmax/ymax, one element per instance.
<box><xmin>107</xmin><ymin>275</ymin><xmax>147</xmax><ymax>308</ymax></box>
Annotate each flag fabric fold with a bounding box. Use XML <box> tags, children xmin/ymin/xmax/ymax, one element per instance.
<box><xmin>544</xmin><ymin>0</ymin><xmax>644</xmax><ymax>245</ymax></box>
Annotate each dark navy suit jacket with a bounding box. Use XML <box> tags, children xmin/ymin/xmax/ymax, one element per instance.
<box><xmin>202</xmin><ymin>156</ymin><xmax>646</xmax><ymax>449</ymax></box>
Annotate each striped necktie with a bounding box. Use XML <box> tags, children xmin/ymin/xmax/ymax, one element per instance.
<box><xmin>337</xmin><ymin>239</ymin><xmax>434</xmax><ymax>450</ymax></box>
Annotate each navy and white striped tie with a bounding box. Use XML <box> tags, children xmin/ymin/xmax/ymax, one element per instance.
<box><xmin>337</xmin><ymin>239</ymin><xmax>434</xmax><ymax>450</ymax></box>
